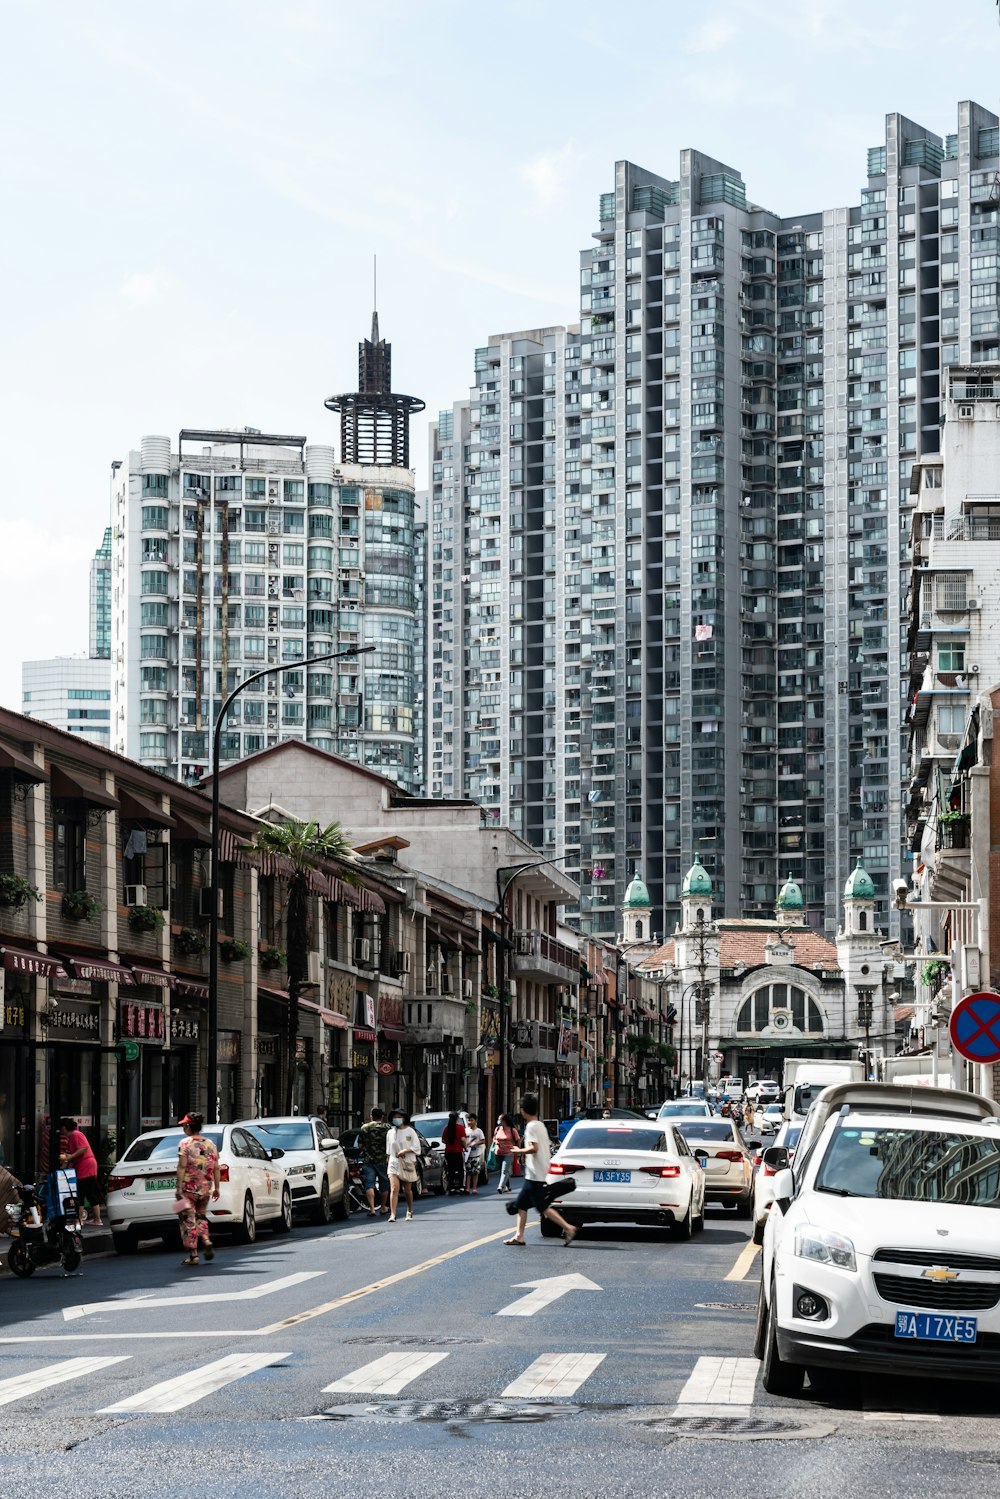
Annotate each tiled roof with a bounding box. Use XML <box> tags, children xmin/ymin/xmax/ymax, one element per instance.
<box><xmin>638</xmin><ymin>921</ymin><xmax>840</xmax><ymax>974</ymax></box>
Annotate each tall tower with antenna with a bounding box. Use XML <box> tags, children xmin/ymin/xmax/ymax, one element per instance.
<box><xmin>325</xmin><ymin>269</ymin><xmax>424</xmax><ymax>467</ymax></box>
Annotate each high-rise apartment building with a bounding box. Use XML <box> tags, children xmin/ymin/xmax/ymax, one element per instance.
<box><xmin>22</xmin><ymin>656</ymin><xmax>112</xmax><ymax>745</ymax></box>
<box><xmin>90</xmin><ymin>525</ymin><xmax>112</xmax><ymax>659</ymax></box>
<box><xmin>434</xmin><ymin>102</ymin><xmax>1000</xmax><ymax>939</ymax></box>
<box><xmin>112</xmin><ymin>318</ymin><xmax>423</xmax><ymax>788</ymax></box>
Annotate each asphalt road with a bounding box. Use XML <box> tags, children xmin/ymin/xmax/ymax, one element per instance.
<box><xmin>1</xmin><ymin>1187</ymin><xmax>1000</xmax><ymax>1499</ymax></box>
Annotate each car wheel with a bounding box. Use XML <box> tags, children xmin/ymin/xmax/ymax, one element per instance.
<box><xmin>753</xmin><ymin>1274</ymin><xmax>768</xmax><ymax>1360</ymax></box>
<box><xmin>539</xmin><ymin>1215</ymin><xmax>562</xmax><ymax>1238</ymax></box>
<box><xmin>734</xmin><ymin>1193</ymin><xmax>753</xmax><ymax>1219</ymax></box>
<box><xmin>332</xmin><ymin>1175</ymin><xmax>351</xmax><ymax>1222</ymax></box>
<box><xmin>235</xmin><ymin>1193</ymin><xmax>257</xmax><ymax>1245</ymax></box>
<box><xmin>752</xmin><ymin>1215</ymin><xmax>766</xmax><ymax>1246</ymax></box>
<box><xmin>671</xmin><ymin>1199</ymin><xmax>693</xmax><ymax>1241</ymax></box>
<box><xmin>693</xmin><ymin>1191</ymin><xmax>705</xmax><ymax>1234</ymax></box>
<box><xmin>113</xmin><ymin>1228</ymin><xmax>139</xmax><ymax>1256</ymax></box>
<box><xmin>160</xmin><ymin>1225</ymin><xmax>183</xmax><ymax>1250</ymax></box>
<box><xmin>806</xmin><ymin>1366</ymin><xmax>839</xmax><ymax>1397</ymax></box>
<box><xmin>7</xmin><ymin>1243</ymin><xmax>34</xmax><ymax>1277</ymax></box>
<box><xmin>272</xmin><ymin>1186</ymin><xmax>293</xmax><ymax>1234</ymax></box>
<box><xmin>761</xmin><ymin>1277</ymin><xmax>804</xmax><ymax>1397</ymax></box>
<box><xmin>312</xmin><ymin>1178</ymin><xmax>332</xmax><ymax>1226</ymax></box>
<box><xmin>433</xmin><ymin>1170</ymin><xmax>447</xmax><ymax>1196</ymax></box>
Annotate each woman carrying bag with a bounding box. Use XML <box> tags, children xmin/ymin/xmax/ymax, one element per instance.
<box><xmin>441</xmin><ymin>1111</ymin><xmax>466</xmax><ymax>1195</ymax></box>
<box><xmin>386</xmin><ymin>1110</ymin><xmax>421</xmax><ymax>1223</ymax></box>
<box><xmin>491</xmin><ymin>1113</ymin><xmax>520</xmax><ymax>1195</ymax></box>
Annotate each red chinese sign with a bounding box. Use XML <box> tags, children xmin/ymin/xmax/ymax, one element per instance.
<box><xmin>122</xmin><ymin>1003</ymin><xmax>165</xmax><ymax>1042</ymax></box>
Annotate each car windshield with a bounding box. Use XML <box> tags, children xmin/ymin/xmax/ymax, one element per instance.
<box><xmin>658</xmin><ymin>1103</ymin><xmax>708</xmax><ymax>1116</ymax></box>
<box><xmin>764</xmin><ymin>1106</ymin><xmax>783</xmax><ymax>1115</ymax></box>
<box><xmin>414</xmin><ymin>1116</ymin><xmax>451</xmax><ymax>1138</ymax></box>
<box><xmin>674</xmin><ymin>1121</ymin><xmax>739</xmax><ymax>1142</ymax></box>
<box><xmin>816</xmin><ymin>1124</ymin><xmax>1000</xmax><ymax>1206</ymax></box>
<box><xmin>564</xmin><ymin>1126</ymin><xmax>666</xmax><ymax>1152</ymax></box>
<box><xmin>246</xmin><ymin>1123</ymin><xmax>315</xmax><ymax>1151</ymax></box>
<box><xmin>123</xmin><ymin>1131</ymin><xmax>223</xmax><ymax>1161</ymax></box>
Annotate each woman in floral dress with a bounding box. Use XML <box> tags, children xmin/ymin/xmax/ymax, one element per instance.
<box><xmin>175</xmin><ymin>1113</ymin><xmax>220</xmax><ymax>1267</ymax></box>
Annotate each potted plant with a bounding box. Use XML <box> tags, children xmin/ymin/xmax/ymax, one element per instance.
<box><xmin>176</xmin><ymin>927</ymin><xmax>207</xmax><ymax>957</ymax></box>
<box><xmin>481</xmin><ymin>982</ymin><xmax>498</xmax><ymax>1000</ymax></box>
<box><xmin>220</xmin><ymin>938</ymin><xmax>251</xmax><ymax>963</ymax></box>
<box><xmin>127</xmin><ymin>904</ymin><xmax>165</xmax><ymax>934</ymax></box>
<box><xmin>61</xmin><ymin>890</ymin><xmax>101</xmax><ymax>922</ymax></box>
<box><xmin>0</xmin><ymin>874</ymin><xmax>41</xmax><ymax>909</ymax></box>
<box><xmin>259</xmin><ymin>944</ymin><xmax>285</xmax><ymax>971</ymax></box>
<box><xmin>921</xmin><ymin>958</ymin><xmax>949</xmax><ymax>990</ymax></box>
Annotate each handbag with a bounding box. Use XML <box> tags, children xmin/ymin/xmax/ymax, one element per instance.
<box><xmin>171</xmin><ymin>1196</ymin><xmax>193</xmax><ymax>1215</ymax></box>
<box><xmin>486</xmin><ymin>1146</ymin><xmax>498</xmax><ymax>1173</ymax></box>
<box><xmin>397</xmin><ymin>1155</ymin><xmax>419</xmax><ymax>1183</ymax></box>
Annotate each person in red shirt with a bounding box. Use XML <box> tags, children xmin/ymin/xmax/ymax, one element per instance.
<box><xmin>59</xmin><ymin>1118</ymin><xmax>102</xmax><ymax>1227</ymax></box>
<box><xmin>441</xmin><ymin>1111</ymin><xmax>467</xmax><ymax>1194</ymax></box>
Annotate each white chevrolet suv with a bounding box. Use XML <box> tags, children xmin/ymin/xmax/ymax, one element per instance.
<box><xmin>756</xmin><ymin>1083</ymin><xmax>1000</xmax><ymax>1395</ymax></box>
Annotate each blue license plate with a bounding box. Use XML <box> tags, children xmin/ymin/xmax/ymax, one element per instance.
<box><xmin>894</xmin><ymin>1311</ymin><xmax>977</xmax><ymax>1343</ymax></box>
<box><xmin>594</xmin><ymin>1170</ymin><xmax>631</xmax><ymax>1184</ymax></box>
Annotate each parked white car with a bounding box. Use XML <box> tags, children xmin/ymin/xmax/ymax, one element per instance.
<box><xmin>752</xmin><ymin>1121</ymin><xmax>802</xmax><ymax>1245</ymax></box>
<box><xmin>107</xmin><ymin>1124</ymin><xmax>293</xmax><ymax>1253</ymax></box>
<box><xmin>240</xmin><ymin>1116</ymin><xmax>350</xmax><ymax>1225</ymax></box>
<box><xmin>656</xmin><ymin>1100</ymin><xmax>714</xmax><ymax>1121</ymax></box>
<box><xmin>545</xmin><ymin>1119</ymin><xmax>707</xmax><ymax>1239</ymax></box>
<box><xmin>746</xmin><ymin>1079</ymin><xmax>780</xmax><ymax>1106</ymax></box>
<box><xmin>756</xmin><ymin>1083</ymin><xmax>1000</xmax><ymax>1394</ymax></box>
<box><xmin>673</xmin><ymin>1117</ymin><xmax>753</xmax><ymax>1215</ymax></box>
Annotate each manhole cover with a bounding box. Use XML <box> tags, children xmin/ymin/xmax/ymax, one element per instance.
<box><xmin>343</xmin><ymin>1335</ymin><xmax>486</xmax><ymax>1347</ymax></box>
<box><xmin>310</xmin><ymin>1400</ymin><xmax>586</xmax><ymax>1424</ymax></box>
<box><xmin>654</xmin><ymin>1414</ymin><xmax>835</xmax><ymax>1442</ymax></box>
<box><xmin>695</xmin><ymin>1302</ymin><xmax>756</xmax><ymax>1312</ymax></box>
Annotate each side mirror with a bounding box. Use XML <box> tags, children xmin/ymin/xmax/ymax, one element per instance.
<box><xmin>269</xmin><ymin>1147</ymin><xmax>285</xmax><ymax>1160</ymax></box>
<box><xmin>771</xmin><ymin>1167</ymin><xmax>795</xmax><ymax>1211</ymax></box>
<box><xmin>428</xmin><ymin>1138</ymin><xmax>444</xmax><ymax>1152</ymax></box>
<box><xmin>762</xmin><ymin>1146</ymin><xmax>788</xmax><ymax>1172</ymax></box>
<box><xmin>319</xmin><ymin>1137</ymin><xmax>337</xmax><ymax>1151</ymax></box>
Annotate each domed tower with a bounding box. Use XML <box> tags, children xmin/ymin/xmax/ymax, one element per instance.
<box><xmin>620</xmin><ymin>866</ymin><xmax>652</xmax><ymax>945</ymax></box>
<box><xmin>837</xmin><ymin>857</ymin><xmax>884</xmax><ymax>1008</ymax></box>
<box><xmin>679</xmin><ymin>854</ymin><xmax>713</xmax><ymax>932</ymax></box>
<box><xmin>841</xmin><ymin>857</ymin><xmax>875</xmax><ymax>937</ymax></box>
<box><xmin>775</xmin><ymin>874</ymin><xmax>806</xmax><ymax>926</ymax></box>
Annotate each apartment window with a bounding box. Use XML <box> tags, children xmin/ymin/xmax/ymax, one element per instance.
<box><xmin>142</xmin><ymin>475</ymin><xmax>169</xmax><ymax>498</ymax></box>
<box><xmin>937</xmin><ymin>642</ymin><xmax>965</xmax><ymax>672</ymax></box>
<box><xmin>142</xmin><ymin>505</ymin><xmax>169</xmax><ymax>530</ymax></box>
<box><xmin>935</xmin><ymin>575</ymin><xmax>969</xmax><ymax>612</ymax></box>
<box><xmin>53</xmin><ymin>808</ymin><xmax>86</xmax><ymax>893</ymax></box>
<box><xmin>938</xmin><ymin>704</ymin><xmax>967</xmax><ymax>734</ymax></box>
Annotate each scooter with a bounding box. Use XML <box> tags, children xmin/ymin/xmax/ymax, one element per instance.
<box><xmin>6</xmin><ymin>1167</ymin><xmax>84</xmax><ymax>1277</ymax></box>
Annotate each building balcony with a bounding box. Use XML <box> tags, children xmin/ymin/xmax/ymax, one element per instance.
<box><xmin>512</xmin><ymin>931</ymin><xmax>578</xmax><ymax>986</ymax></box>
<box><xmin>512</xmin><ymin>1020</ymin><xmax>558</xmax><ymax>1067</ymax></box>
<box><xmin>403</xmin><ymin>995</ymin><xmax>467</xmax><ymax>1045</ymax></box>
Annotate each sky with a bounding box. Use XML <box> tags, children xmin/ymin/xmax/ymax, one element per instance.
<box><xmin>1</xmin><ymin>0</ymin><xmax>998</xmax><ymax>710</ymax></box>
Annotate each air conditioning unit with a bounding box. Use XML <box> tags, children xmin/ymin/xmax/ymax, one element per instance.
<box><xmin>196</xmin><ymin>887</ymin><xmax>222</xmax><ymax>920</ymax></box>
<box><xmin>179</xmin><ymin>716</ymin><xmax>190</xmax><ymax>726</ymax></box>
<box><xmin>399</xmin><ymin>951</ymin><xmax>412</xmax><ymax>974</ymax></box>
<box><xmin>516</xmin><ymin>935</ymin><xmax>534</xmax><ymax>955</ymax></box>
<box><xmin>440</xmin><ymin>974</ymin><xmax>452</xmax><ymax>994</ymax></box>
<box><xmin>306</xmin><ymin>951</ymin><xmax>322</xmax><ymax>986</ymax></box>
<box><xmin>353</xmin><ymin>938</ymin><xmax>371</xmax><ymax>966</ymax></box>
<box><xmin>425</xmin><ymin>971</ymin><xmax>438</xmax><ymax>993</ymax></box>
<box><xmin>463</xmin><ymin>979</ymin><xmax>473</xmax><ymax>1000</ymax></box>
<box><xmin>125</xmin><ymin>884</ymin><xmax>148</xmax><ymax>907</ymax></box>
<box><xmin>970</xmin><ymin>663</ymin><xmax>981</xmax><ymax>674</ymax></box>
<box><xmin>967</xmin><ymin>598</ymin><xmax>981</xmax><ymax>611</ymax></box>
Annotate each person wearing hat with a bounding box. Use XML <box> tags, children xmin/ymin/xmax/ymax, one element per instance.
<box><xmin>175</xmin><ymin>1113</ymin><xmax>220</xmax><ymax>1267</ymax></box>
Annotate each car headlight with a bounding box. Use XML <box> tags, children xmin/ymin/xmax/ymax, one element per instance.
<box><xmin>793</xmin><ymin>1225</ymin><xmax>856</xmax><ymax>1272</ymax></box>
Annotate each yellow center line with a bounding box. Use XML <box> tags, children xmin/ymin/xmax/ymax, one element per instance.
<box><xmin>724</xmin><ymin>1240</ymin><xmax>761</xmax><ymax>1283</ymax></box>
<box><xmin>255</xmin><ymin>1226</ymin><xmax>515</xmax><ymax>1333</ymax></box>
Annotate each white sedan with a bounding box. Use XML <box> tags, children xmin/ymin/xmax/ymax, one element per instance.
<box><xmin>674</xmin><ymin>1117</ymin><xmax>754</xmax><ymax>1216</ymax></box>
<box><xmin>657</xmin><ymin>1100</ymin><xmax>714</xmax><ymax>1121</ymax></box>
<box><xmin>240</xmin><ymin>1115</ymin><xmax>350</xmax><ymax>1225</ymax></box>
<box><xmin>752</xmin><ymin>1121</ymin><xmax>802</xmax><ymax>1245</ymax></box>
<box><xmin>106</xmin><ymin>1124</ymin><xmax>293</xmax><ymax>1254</ymax></box>
<box><xmin>754</xmin><ymin>1103</ymin><xmax>785</xmax><ymax>1136</ymax></box>
<box><xmin>543</xmin><ymin>1119</ymin><xmax>706</xmax><ymax>1239</ymax></box>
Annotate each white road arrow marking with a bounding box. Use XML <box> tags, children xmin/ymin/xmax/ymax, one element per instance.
<box><xmin>99</xmin><ymin>1351</ymin><xmax>293</xmax><ymax>1414</ymax></box>
<box><xmin>63</xmin><ymin>1270</ymin><xmax>323</xmax><ymax>1321</ymax></box>
<box><xmin>496</xmin><ymin>1272</ymin><xmax>602</xmax><ymax>1318</ymax></box>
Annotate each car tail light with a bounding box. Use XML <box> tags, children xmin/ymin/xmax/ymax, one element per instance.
<box><xmin>107</xmin><ymin>1174</ymin><xmax>134</xmax><ymax>1191</ymax></box>
<box><xmin>753</xmin><ymin>1154</ymin><xmax>762</xmax><ymax>1168</ymax></box>
<box><xmin>716</xmin><ymin>1150</ymin><xmax>745</xmax><ymax>1163</ymax></box>
<box><xmin>640</xmin><ymin>1165</ymin><xmax>681</xmax><ymax>1179</ymax></box>
<box><xmin>219</xmin><ymin>1164</ymin><xmax>230</xmax><ymax>1183</ymax></box>
<box><xmin>549</xmin><ymin>1162</ymin><xmax>583</xmax><ymax>1175</ymax></box>
<box><xmin>762</xmin><ymin>1165</ymin><xmax>776</xmax><ymax>1177</ymax></box>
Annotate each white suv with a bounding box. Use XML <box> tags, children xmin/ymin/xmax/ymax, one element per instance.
<box><xmin>756</xmin><ymin>1083</ymin><xmax>1000</xmax><ymax>1394</ymax></box>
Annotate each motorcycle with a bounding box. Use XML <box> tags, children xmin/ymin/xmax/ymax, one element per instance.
<box><xmin>6</xmin><ymin>1167</ymin><xmax>84</xmax><ymax>1277</ymax></box>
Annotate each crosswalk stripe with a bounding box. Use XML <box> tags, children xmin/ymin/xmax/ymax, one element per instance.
<box><xmin>676</xmin><ymin>1355</ymin><xmax>758</xmax><ymax>1406</ymax></box>
<box><xmin>0</xmin><ymin>1356</ymin><xmax>130</xmax><ymax>1406</ymax></box>
<box><xmin>98</xmin><ymin>1352</ymin><xmax>293</xmax><ymax>1414</ymax></box>
<box><xmin>323</xmin><ymin>1351</ymin><xmax>449</xmax><ymax>1396</ymax></box>
<box><xmin>501</xmin><ymin>1352</ymin><xmax>605</xmax><ymax>1399</ymax></box>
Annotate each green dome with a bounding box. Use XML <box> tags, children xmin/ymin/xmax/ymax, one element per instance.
<box><xmin>623</xmin><ymin>867</ymin><xmax>651</xmax><ymax>909</ymax></box>
<box><xmin>776</xmin><ymin>873</ymin><xmax>804</xmax><ymax>911</ymax></box>
<box><xmin>844</xmin><ymin>857</ymin><xmax>875</xmax><ymax>901</ymax></box>
<box><xmin>681</xmin><ymin>855</ymin><xmax>713</xmax><ymax>898</ymax></box>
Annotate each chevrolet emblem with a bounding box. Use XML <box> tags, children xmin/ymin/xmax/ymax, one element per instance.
<box><xmin>921</xmin><ymin>1266</ymin><xmax>959</xmax><ymax>1283</ymax></box>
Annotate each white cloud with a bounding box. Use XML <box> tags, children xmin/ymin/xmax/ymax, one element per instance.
<box><xmin>685</xmin><ymin>17</ymin><xmax>739</xmax><ymax>53</ymax></box>
<box><xmin>120</xmin><ymin>271</ymin><xmax>165</xmax><ymax>308</ymax></box>
<box><xmin>521</xmin><ymin>141</ymin><xmax>583</xmax><ymax>210</ymax></box>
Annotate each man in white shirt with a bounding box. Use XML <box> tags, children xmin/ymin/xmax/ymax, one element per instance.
<box><xmin>505</xmin><ymin>1093</ymin><xmax>577</xmax><ymax>1246</ymax></box>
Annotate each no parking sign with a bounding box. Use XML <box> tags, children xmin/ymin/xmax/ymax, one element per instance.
<box><xmin>950</xmin><ymin>992</ymin><xmax>1000</xmax><ymax>1065</ymax></box>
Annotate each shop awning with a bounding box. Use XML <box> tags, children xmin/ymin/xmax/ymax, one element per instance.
<box><xmin>59</xmin><ymin>956</ymin><xmax>135</xmax><ymax>985</ymax></box>
<box><xmin>131</xmin><ymin>964</ymin><xmax>172</xmax><ymax>989</ymax></box>
<box><xmin>50</xmin><ymin>765</ymin><xmax>119</xmax><ymax>810</ymax></box>
<box><xmin>0</xmin><ymin>945</ymin><xmax>66</xmax><ymax>978</ymax></box>
<box><xmin>353</xmin><ymin>1027</ymin><xmax>376</xmax><ymax>1043</ymax></box>
<box><xmin>0</xmin><ymin>744</ymin><xmax>48</xmax><ymax>784</ymax></box>
<box><xmin>379</xmin><ymin>1026</ymin><xmax>408</xmax><ymax>1044</ymax></box>
<box><xmin>119</xmin><ymin>787</ymin><xmax>175</xmax><ymax>829</ymax></box>
<box><xmin>298</xmin><ymin>996</ymin><xmax>350</xmax><ymax>1029</ymax></box>
<box><xmin>258</xmin><ymin>985</ymin><xmax>290</xmax><ymax>1002</ymax></box>
<box><xmin>171</xmin><ymin>810</ymin><xmax>212</xmax><ymax>844</ymax></box>
<box><xmin>175</xmin><ymin>978</ymin><xmax>209</xmax><ymax>1000</ymax></box>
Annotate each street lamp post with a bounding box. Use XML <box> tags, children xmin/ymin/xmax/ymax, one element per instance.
<box><xmin>206</xmin><ymin>644</ymin><xmax>375</xmax><ymax>1120</ymax></box>
<box><xmin>495</xmin><ymin>854</ymin><xmax>571</xmax><ymax>1120</ymax></box>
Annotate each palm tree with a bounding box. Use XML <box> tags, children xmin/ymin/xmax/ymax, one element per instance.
<box><xmin>251</xmin><ymin>817</ymin><xmax>353</xmax><ymax>1114</ymax></box>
